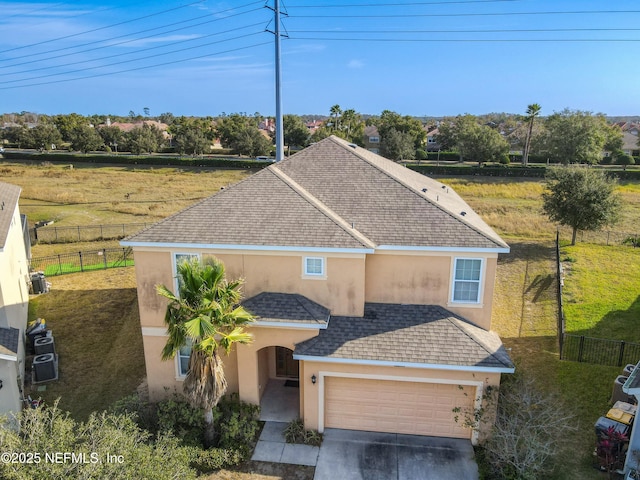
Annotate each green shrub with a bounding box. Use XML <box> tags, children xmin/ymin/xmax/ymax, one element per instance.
<box><xmin>623</xmin><ymin>235</ymin><xmax>640</xmax><ymax>247</ymax></box>
<box><xmin>283</xmin><ymin>418</ymin><xmax>323</xmax><ymax>447</ymax></box>
<box><xmin>188</xmin><ymin>446</ymin><xmax>244</xmax><ymax>474</ymax></box>
<box><xmin>109</xmin><ymin>394</ymin><xmax>158</xmax><ymax>433</ymax></box>
<box><xmin>156</xmin><ymin>397</ymin><xmax>204</xmax><ymax>446</ymax></box>
<box><xmin>415</xmin><ymin>149</ymin><xmax>427</xmax><ymax>160</ymax></box>
<box><xmin>213</xmin><ymin>393</ymin><xmax>261</xmax><ymax>453</ymax></box>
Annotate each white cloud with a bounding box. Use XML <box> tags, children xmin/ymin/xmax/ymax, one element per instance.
<box><xmin>347</xmin><ymin>59</ymin><xmax>364</xmax><ymax>69</ymax></box>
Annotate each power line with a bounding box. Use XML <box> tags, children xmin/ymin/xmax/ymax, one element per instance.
<box><xmin>290</xmin><ymin>36</ymin><xmax>640</xmax><ymax>42</ymax></box>
<box><xmin>4</xmin><ymin>22</ymin><xmax>266</xmax><ymax>78</ymax></box>
<box><xmin>0</xmin><ymin>2</ymin><xmax>265</xmax><ymax>65</ymax></box>
<box><xmin>0</xmin><ymin>41</ymin><xmax>271</xmax><ymax>90</ymax></box>
<box><xmin>288</xmin><ymin>10</ymin><xmax>640</xmax><ymax>18</ymax></box>
<box><xmin>0</xmin><ymin>32</ymin><xmax>266</xmax><ymax>85</ymax></box>
<box><xmin>287</xmin><ymin>28</ymin><xmax>640</xmax><ymax>33</ymax></box>
<box><xmin>0</xmin><ymin>0</ymin><xmax>209</xmax><ymax>55</ymax></box>
<box><xmin>1</xmin><ymin>9</ymin><xmax>265</xmax><ymax>73</ymax></box>
<box><xmin>286</xmin><ymin>0</ymin><xmax>519</xmax><ymax>6</ymax></box>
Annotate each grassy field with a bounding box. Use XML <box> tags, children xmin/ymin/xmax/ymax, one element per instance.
<box><xmin>1</xmin><ymin>161</ymin><xmax>250</xmax><ymax>226</ymax></box>
<box><xmin>6</xmin><ymin>161</ymin><xmax>640</xmax><ymax>479</ymax></box>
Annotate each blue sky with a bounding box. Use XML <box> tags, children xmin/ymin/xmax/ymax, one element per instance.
<box><xmin>0</xmin><ymin>0</ymin><xmax>639</xmax><ymax>118</ymax></box>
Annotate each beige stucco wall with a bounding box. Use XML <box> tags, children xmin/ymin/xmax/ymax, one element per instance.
<box><xmin>0</xmin><ymin>359</ymin><xmax>21</xmax><ymax>417</ymax></box>
<box><xmin>0</xmin><ymin>204</ymin><xmax>29</xmax><ymax>330</ymax></box>
<box><xmin>300</xmin><ymin>360</ymin><xmax>501</xmax><ymax>442</ymax></box>
<box><xmin>235</xmin><ymin>326</ymin><xmax>318</xmax><ymax>407</ymax></box>
<box><xmin>205</xmin><ymin>252</ymin><xmax>365</xmax><ymax>316</ymax></box>
<box><xmin>132</xmin><ymin>251</ymin><xmax>173</xmax><ymax>329</ymax></box>
<box><xmin>132</xmin><ymin>249</ymin><xmax>366</xmax><ymax>325</ymax></box>
<box><xmin>142</xmin><ymin>333</ymin><xmax>239</xmax><ymax>402</ymax></box>
<box><xmin>0</xmin><ymin>203</ymin><xmax>29</xmax><ymax>415</ymax></box>
<box><xmin>365</xmin><ymin>251</ymin><xmax>498</xmax><ymax>330</ymax></box>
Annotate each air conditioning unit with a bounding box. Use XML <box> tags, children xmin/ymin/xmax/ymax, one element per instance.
<box><xmin>34</xmin><ymin>336</ymin><xmax>55</xmax><ymax>355</ymax></box>
<box><xmin>32</xmin><ymin>353</ymin><xmax>58</xmax><ymax>383</ymax></box>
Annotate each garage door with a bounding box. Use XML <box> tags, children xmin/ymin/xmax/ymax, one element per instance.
<box><xmin>324</xmin><ymin>377</ymin><xmax>475</xmax><ymax>438</ymax></box>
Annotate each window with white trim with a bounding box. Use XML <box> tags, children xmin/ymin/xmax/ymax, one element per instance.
<box><xmin>173</xmin><ymin>253</ymin><xmax>199</xmax><ymax>294</ymax></box>
<box><xmin>177</xmin><ymin>340</ymin><xmax>192</xmax><ymax>377</ymax></box>
<box><xmin>369</xmin><ymin>136</ymin><xmax>380</xmax><ymax>143</ymax></box>
<box><xmin>452</xmin><ymin>258</ymin><xmax>482</xmax><ymax>303</ymax></box>
<box><xmin>304</xmin><ymin>257</ymin><xmax>324</xmax><ymax>276</ymax></box>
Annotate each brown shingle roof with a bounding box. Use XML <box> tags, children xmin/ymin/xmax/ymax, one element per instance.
<box><xmin>277</xmin><ymin>136</ymin><xmax>507</xmax><ymax>249</ymax></box>
<box><xmin>293</xmin><ymin>303</ymin><xmax>513</xmax><ymax>370</ymax></box>
<box><xmin>243</xmin><ymin>292</ymin><xmax>329</xmax><ymax>327</ymax></box>
<box><xmin>0</xmin><ymin>182</ymin><xmax>21</xmax><ymax>250</ymax></box>
<box><xmin>125</xmin><ymin>167</ymin><xmax>370</xmax><ymax>249</ymax></box>
<box><xmin>124</xmin><ymin>136</ymin><xmax>507</xmax><ymax>251</ymax></box>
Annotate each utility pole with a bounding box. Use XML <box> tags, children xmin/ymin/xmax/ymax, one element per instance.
<box><xmin>273</xmin><ymin>0</ymin><xmax>284</xmax><ymax>162</ymax></box>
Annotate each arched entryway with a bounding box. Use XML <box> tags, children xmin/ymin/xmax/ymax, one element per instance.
<box><xmin>257</xmin><ymin>346</ymin><xmax>300</xmax><ymax>422</ymax></box>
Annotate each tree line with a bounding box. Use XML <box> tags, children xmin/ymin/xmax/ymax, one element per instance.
<box><xmin>1</xmin><ymin>107</ymin><xmax>638</xmax><ymax>167</ymax></box>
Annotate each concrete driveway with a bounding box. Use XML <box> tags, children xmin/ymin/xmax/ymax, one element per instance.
<box><xmin>314</xmin><ymin>429</ymin><xmax>479</xmax><ymax>480</ymax></box>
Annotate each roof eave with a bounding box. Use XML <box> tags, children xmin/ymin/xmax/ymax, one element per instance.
<box><xmin>292</xmin><ymin>354</ymin><xmax>515</xmax><ymax>373</ymax></box>
<box><xmin>120</xmin><ymin>241</ymin><xmax>374</xmax><ymax>254</ymax></box>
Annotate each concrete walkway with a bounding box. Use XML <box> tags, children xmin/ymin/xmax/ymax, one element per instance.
<box><xmin>251</xmin><ymin>421</ymin><xmax>320</xmax><ymax>467</ymax></box>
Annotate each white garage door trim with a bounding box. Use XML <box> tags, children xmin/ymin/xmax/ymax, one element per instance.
<box><xmin>318</xmin><ymin>371</ymin><xmax>484</xmax><ymax>445</ymax></box>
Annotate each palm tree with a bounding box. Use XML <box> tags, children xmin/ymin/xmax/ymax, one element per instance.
<box><xmin>523</xmin><ymin>103</ymin><xmax>541</xmax><ymax>167</ymax></box>
<box><xmin>156</xmin><ymin>257</ymin><xmax>255</xmax><ymax>447</ymax></box>
<box><xmin>330</xmin><ymin>104</ymin><xmax>342</xmax><ymax>131</ymax></box>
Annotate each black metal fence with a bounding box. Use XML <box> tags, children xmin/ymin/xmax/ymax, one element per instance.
<box><xmin>31</xmin><ymin>223</ymin><xmax>151</xmax><ymax>244</ymax></box>
<box><xmin>561</xmin><ymin>334</ymin><xmax>640</xmax><ymax>367</ymax></box>
<box><xmin>559</xmin><ymin>227</ymin><xmax>640</xmax><ymax>247</ymax></box>
<box><xmin>30</xmin><ymin>247</ymin><xmax>134</xmax><ymax>276</ymax></box>
<box><xmin>556</xmin><ymin>230</ymin><xmax>640</xmax><ymax>366</ymax></box>
<box><xmin>555</xmin><ymin>231</ymin><xmax>566</xmax><ymax>352</ymax></box>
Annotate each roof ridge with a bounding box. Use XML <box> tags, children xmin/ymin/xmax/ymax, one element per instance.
<box><xmin>270</xmin><ymin>165</ymin><xmax>376</xmax><ymax>249</ymax></box>
<box><xmin>446</xmin><ymin>313</ymin><xmax>512</xmax><ymax>368</ymax></box>
<box><xmin>327</xmin><ymin>136</ymin><xmax>507</xmax><ymax>249</ymax></box>
<box><xmin>294</xmin><ymin>294</ymin><xmax>327</xmax><ymax>322</ymax></box>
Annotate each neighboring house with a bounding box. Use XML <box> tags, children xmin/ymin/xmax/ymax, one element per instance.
<box><xmin>122</xmin><ymin>136</ymin><xmax>513</xmax><ymax>444</ymax></box>
<box><xmin>622</xmin><ymin>131</ymin><xmax>640</xmax><ymax>157</ymax></box>
<box><xmin>0</xmin><ymin>182</ymin><xmax>30</xmax><ymax>417</ymax></box>
<box><xmin>363</xmin><ymin>125</ymin><xmax>380</xmax><ymax>154</ymax></box>
<box><xmin>305</xmin><ymin>120</ymin><xmax>323</xmax><ymax>134</ymax></box>
<box><xmin>426</xmin><ymin>127</ymin><xmax>441</xmax><ymax>152</ymax></box>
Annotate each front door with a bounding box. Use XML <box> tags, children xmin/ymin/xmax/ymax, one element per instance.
<box><xmin>275</xmin><ymin>347</ymin><xmax>299</xmax><ymax>378</ymax></box>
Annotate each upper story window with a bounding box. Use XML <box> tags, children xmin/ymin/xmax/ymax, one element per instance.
<box><xmin>452</xmin><ymin>258</ymin><xmax>482</xmax><ymax>303</ymax></box>
<box><xmin>304</xmin><ymin>257</ymin><xmax>325</xmax><ymax>277</ymax></box>
<box><xmin>369</xmin><ymin>136</ymin><xmax>380</xmax><ymax>143</ymax></box>
<box><xmin>173</xmin><ymin>253</ymin><xmax>200</xmax><ymax>294</ymax></box>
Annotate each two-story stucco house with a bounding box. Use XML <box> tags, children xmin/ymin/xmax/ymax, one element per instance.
<box><xmin>122</xmin><ymin>136</ymin><xmax>514</xmax><ymax>443</ymax></box>
<box><xmin>0</xmin><ymin>182</ymin><xmax>30</xmax><ymax>416</ymax></box>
